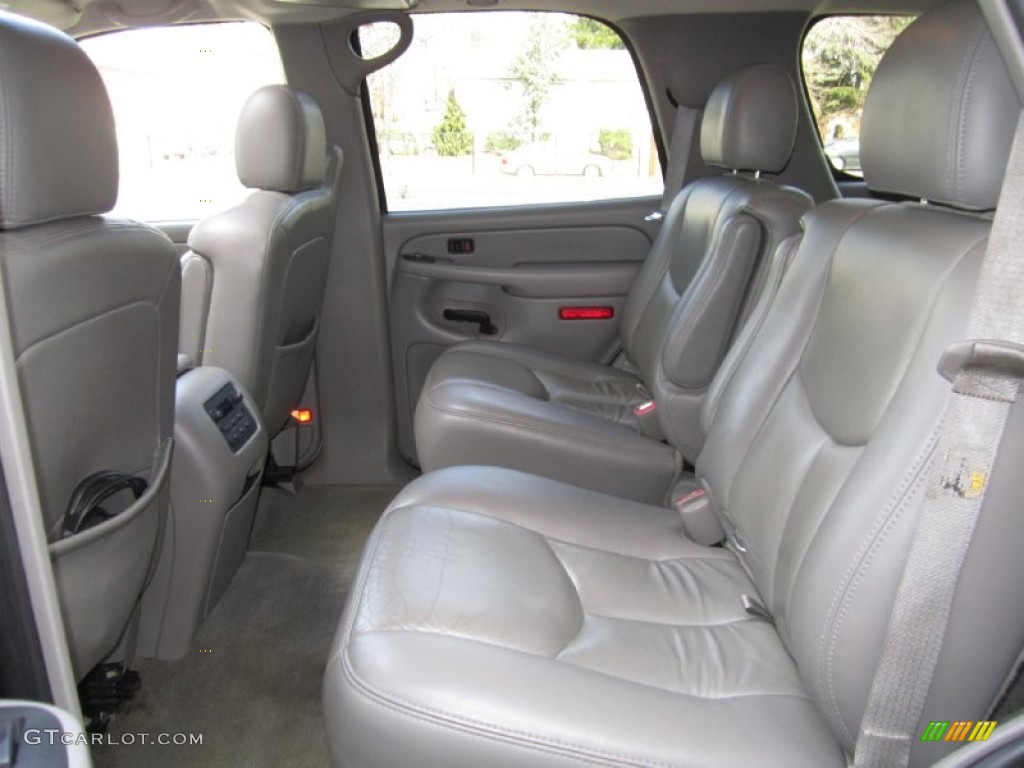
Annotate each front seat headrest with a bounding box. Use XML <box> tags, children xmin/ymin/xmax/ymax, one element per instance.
<box><xmin>860</xmin><ymin>0</ymin><xmax>1018</xmax><ymax>210</ymax></box>
<box><xmin>700</xmin><ymin>64</ymin><xmax>799</xmax><ymax>174</ymax></box>
<box><xmin>235</xmin><ymin>85</ymin><xmax>328</xmax><ymax>194</ymax></box>
<box><xmin>0</xmin><ymin>11</ymin><xmax>118</xmax><ymax>229</ymax></box>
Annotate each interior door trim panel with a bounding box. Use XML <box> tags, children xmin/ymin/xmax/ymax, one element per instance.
<box><xmin>397</xmin><ymin>258</ymin><xmax>642</xmax><ymax>299</ymax></box>
<box><xmin>385</xmin><ymin>198</ymin><xmax>660</xmax><ymax>464</ymax></box>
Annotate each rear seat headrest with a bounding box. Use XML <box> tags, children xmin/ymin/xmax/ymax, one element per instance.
<box><xmin>700</xmin><ymin>64</ymin><xmax>799</xmax><ymax>174</ymax></box>
<box><xmin>861</xmin><ymin>0</ymin><xmax>1017</xmax><ymax>211</ymax></box>
<box><xmin>235</xmin><ymin>85</ymin><xmax>328</xmax><ymax>193</ymax></box>
<box><xmin>0</xmin><ymin>12</ymin><xmax>118</xmax><ymax>229</ymax></box>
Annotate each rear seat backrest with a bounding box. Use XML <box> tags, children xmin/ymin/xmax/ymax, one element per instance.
<box><xmin>180</xmin><ymin>85</ymin><xmax>341</xmax><ymax>437</ymax></box>
<box><xmin>620</xmin><ymin>65</ymin><xmax>812</xmax><ymax>460</ymax></box>
<box><xmin>411</xmin><ymin>65</ymin><xmax>811</xmax><ymax>501</ymax></box>
<box><xmin>697</xmin><ymin>1</ymin><xmax>1023</xmax><ymax>757</ymax></box>
<box><xmin>0</xmin><ymin>12</ymin><xmax>180</xmax><ymax>678</ymax></box>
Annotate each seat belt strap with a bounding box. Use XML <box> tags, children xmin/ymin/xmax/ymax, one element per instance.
<box><xmin>650</xmin><ymin>104</ymin><xmax>701</xmax><ymax>221</ymax></box>
<box><xmin>854</xmin><ymin>109</ymin><xmax>1024</xmax><ymax>767</ymax></box>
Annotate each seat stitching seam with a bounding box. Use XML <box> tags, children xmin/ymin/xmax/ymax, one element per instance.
<box><xmin>537</xmin><ymin>533</ymin><xmax>587</xmax><ymax>658</ymax></box>
<box><xmin>337</xmin><ymin>649</ymin><xmax>675</xmax><ymax>767</ymax></box>
<box><xmin>949</xmin><ymin>23</ymin><xmax>988</xmax><ymax>203</ymax></box>
<box><xmin>14</xmin><ymin>299</ymin><xmax>162</xmax><ymax>361</ymax></box>
<box><xmin>580</xmin><ymin>610</ymin><xmax>764</xmax><ymax>630</ymax></box>
<box><xmin>818</xmin><ymin>429</ymin><xmax>938</xmax><ymax>746</ymax></box>
<box><xmin>383</xmin><ymin>502</ymin><xmax>737</xmax><ymax>565</ymax></box>
<box><xmin>427</xmin><ymin>377</ymin><xmax>550</xmax><ymax>401</ymax></box>
<box><xmin>338</xmin><ymin>634</ymin><xmax>818</xmax><ymax>768</ymax></box>
<box><xmin>442</xmin><ymin>343</ymin><xmax>636</xmax><ymax>385</ymax></box>
<box><xmin>702</xmin><ymin>232</ymin><xmax>800</xmax><ymax>429</ymax></box>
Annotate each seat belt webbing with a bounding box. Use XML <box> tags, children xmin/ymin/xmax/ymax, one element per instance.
<box><xmin>854</xmin><ymin>109</ymin><xmax>1024</xmax><ymax>767</ymax></box>
<box><xmin>655</xmin><ymin>104</ymin><xmax>701</xmax><ymax>218</ymax></box>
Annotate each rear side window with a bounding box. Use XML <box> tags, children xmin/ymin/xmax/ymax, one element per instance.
<box><xmin>801</xmin><ymin>16</ymin><xmax>912</xmax><ymax>177</ymax></box>
<box><xmin>363</xmin><ymin>12</ymin><xmax>662</xmax><ymax>212</ymax></box>
<box><xmin>81</xmin><ymin>23</ymin><xmax>285</xmax><ymax>221</ymax></box>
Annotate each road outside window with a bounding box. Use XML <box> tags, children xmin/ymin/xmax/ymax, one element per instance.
<box><xmin>364</xmin><ymin>13</ymin><xmax>662</xmax><ymax>211</ymax></box>
<box><xmin>802</xmin><ymin>16</ymin><xmax>911</xmax><ymax>177</ymax></box>
<box><xmin>82</xmin><ymin>23</ymin><xmax>285</xmax><ymax>222</ymax></box>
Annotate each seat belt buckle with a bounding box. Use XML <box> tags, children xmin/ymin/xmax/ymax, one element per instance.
<box><xmin>938</xmin><ymin>339</ymin><xmax>1024</xmax><ymax>383</ymax></box>
<box><xmin>672</xmin><ymin>485</ymin><xmax>726</xmax><ymax>546</ymax></box>
<box><xmin>633</xmin><ymin>399</ymin><xmax>665</xmax><ymax>441</ymax></box>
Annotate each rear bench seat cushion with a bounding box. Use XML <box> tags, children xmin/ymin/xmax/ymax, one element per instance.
<box><xmin>324</xmin><ymin>467</ymin><xmax>844</xmax><ymax>768</ymax></box>
<box><xmin>415</xmin><ymin>341</ymin><xmax>676</xmax><ymax>505</ymax></box>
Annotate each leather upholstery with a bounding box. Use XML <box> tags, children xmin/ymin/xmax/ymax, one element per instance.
<box><xmin>415</xmin><ymin>66</ymin><xmax>810</xmax><ymax>499</ymax></box>
<box><xmin>327</xmin><ymin>5</ymin><xmax>1024</xmax><ymax>766</ymax></box>
<box><xmin>235</xmin><ymin>85</ymin><xmax>328</xmax><ymax>193</ymax></box>
<box><xmin>0</xmin><ymin>13</ymin><xmax>117</xmax><ymax>228</ymax></box>
<box><xmin>326</xmin><ymin>468</ymin><xmax>845</xmax><ymax>768</ymax></box>
<box><xmin>700</xmin><ymin>64</ymin><xmax>799</xmax><ymax>173</ymax></box>
<box><xmin>415</xmin><ymin>342</ymin><xmax>675</xmax><ymax>504</ymax></box>
<box><xmin>0</xmin><ymin>13</ymin><xmax>180</xmax><ymax>678</ymax></box>
<box><xmin>860</xmin><ymin>0</ymin><xmax>1016</xmax><ymax>210</ymax></box>
<box><xmin>633</xmin><ymin>176</ymin><xmax>811</xmax><ymax>460</ymax></box>
<box><xmin>181</xmin><ymin>88</ymin><xmax>341</xmax><ymax>437</ymax></box>
<box><xmin>696</xmin><ymin>197</ymin><xmax>1005</xmax><ymax>763</ymax></box>
<box><xmin>179</xmin><ymin>245</ymin><xmax>212</xmax><ymax>366</ymax></box>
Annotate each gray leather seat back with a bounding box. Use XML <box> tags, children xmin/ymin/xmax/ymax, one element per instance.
<box><xmin>620</xmin><ymin>65</ymin><xmax>811</xmax><ymax>459</ymax></box>
<box><xmin>182</xmin><ymin>85</ymin><xmax>341</xmax><ymax>437</ymax></box>
<box><xmin>412</xmin><ymin>65</ymin><xmax>811</xmax><ymax>500</ymax></box>
<box><xmin>0</xmin><ymin>12</ymin><xmax>180</xmax><ymax>677</ymax></box>
<box><xmin>697</xmin><ymin>2</ymin><xmax>1023</xmax><ymax>758</ymax></box>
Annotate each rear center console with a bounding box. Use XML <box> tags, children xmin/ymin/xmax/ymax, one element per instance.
<box><xmin>137</xmin><ymin>366</ymin><xmax>268</xmax><ymax>659</ymax></box>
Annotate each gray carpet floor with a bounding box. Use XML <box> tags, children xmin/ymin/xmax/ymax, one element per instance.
<box><xmin>90</xmin><ymin>483</ymin><xmax>401</xmax><ymax>768</ymax></box>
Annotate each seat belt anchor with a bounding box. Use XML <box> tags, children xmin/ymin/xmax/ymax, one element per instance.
<box><xmin>672</xmin><ymin>485</ymin><xmax>726</xmax><ymax>546</ymax></box>
<box><xmin>633</xmin><ymin>399</ymin><xmax>665</xmax><ymax>441</ymax></box>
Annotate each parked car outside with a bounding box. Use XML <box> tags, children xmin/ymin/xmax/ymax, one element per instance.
<box><xmin>824</xmin><ymin>136</ymin><xmax>861</xmax><ymax>172</ymax></box>
<box><xmin>500</xmin><ymin>141</ymin><xmax>613</xmax><ymax>177</ymax></box>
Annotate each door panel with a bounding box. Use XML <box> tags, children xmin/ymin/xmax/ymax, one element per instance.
<box><xmin>386</xmin><ymin>196</ymin><xmax>659</xmax><ymax>463</ymax></box>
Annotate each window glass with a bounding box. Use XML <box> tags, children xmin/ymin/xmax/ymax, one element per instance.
<box><xmin>801</xmin><ymin>16</ymin><xmax>912</xmax><ymax>177</ymax></box>
<box><xmin>82</xmin><ymin>23</ymin><xmax>285</xmax><ymax>221</ymax></box>
<box><xmin>364</xmin><ymin>13</ymin><xmax>662</xmax><ymax>211</ymax></box>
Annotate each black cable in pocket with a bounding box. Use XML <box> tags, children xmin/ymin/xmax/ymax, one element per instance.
<box><xmin>62</xmin><ymin>472</ymin><xmax>148</xmax><ymax>538</ymax></box>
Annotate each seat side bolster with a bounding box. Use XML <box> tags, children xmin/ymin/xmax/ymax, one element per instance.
<box><xmin>658</xmin><ymin>212</ymin><xmax>762</xmax><ymax>391</ymax></box>
<box><xmin>653</xmin><ymin>184</ymin><xmax>812</xmax><ymax>461</ymax></box>
<box><xmin>179</xmin><ymin>251</ymin><xmax>213</xmax><ymax>366</ymax></box>
<box><xmin>618</xmin><ymin>184</ymin><xmax>694</xmax><ymax>361</ymax></box>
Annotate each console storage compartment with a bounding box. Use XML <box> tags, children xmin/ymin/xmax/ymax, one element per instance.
<box><xmin>136</xmin><ymin>366</ymin><xmax>268</xmax><ymax>659</ymax></box>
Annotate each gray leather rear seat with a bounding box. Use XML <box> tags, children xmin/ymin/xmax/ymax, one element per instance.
<box><xmin>0</xmin><ymin>12</ymin><xmax>180</xmax><ymax>679</ymax></box>
<box><xmin>414</xmin><ymin>65</ymin><xmax>812</xmax><ymax>504</ymax></box>
<box><xmin>325</xmin><ymin>4</ymin><xmax>1024</xmax><ymax>766</ymax></box>
<box><xmin>180</xmin><ymin>85</ymin><xmax>340</xmax><ymax>438</ymax></box>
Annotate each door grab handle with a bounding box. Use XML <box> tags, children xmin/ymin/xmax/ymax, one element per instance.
<box><xmin>402</xmin><ymin>252</ymin><xmax>439</xmax><ymax>263</ymax></box>
<box><xmin>443</xmin><ymin>309</ymin><xmax>497</xmax><ymax>335</ymax></box>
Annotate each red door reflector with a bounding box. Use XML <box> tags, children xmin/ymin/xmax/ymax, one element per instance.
<box><xmin>559</xmin><ymin>306</ymin><xmax>614</xmax><ymax>320</ymax></box>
